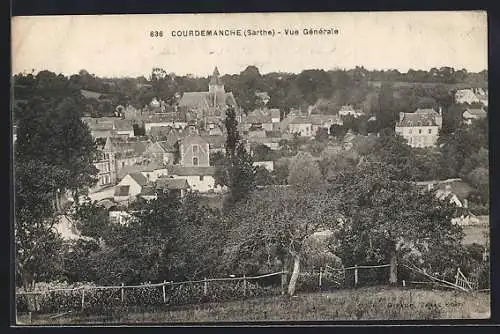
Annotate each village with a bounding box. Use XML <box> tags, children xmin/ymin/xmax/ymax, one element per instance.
<box><xmin>34</xmin><ymin>66</ymin><xmax>488</xmax><ymax>239</ymax></box>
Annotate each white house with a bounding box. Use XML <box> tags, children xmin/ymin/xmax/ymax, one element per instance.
<box><xmin>395</xmin><ymin>108</ymin><xmax>443</xmax><ymax>148</ymax></box>
<box><xmin>167</xmin><ymin>165</ymin><xmax>224</xmax><ymax>193</ymax></box>
<box><xmin>455</xmin><ymin>89</ymin><xmax>481</xmax><ymax>105</ymax></box>
<box><xmin>114</xmin><ymin>173</ymin><xmax>148</xmax><ymax>203</ymax></box>
<box><xmin>289</xmin><ymin>116</ymin><xmax>313</xmax><ymax>137</ymax></box>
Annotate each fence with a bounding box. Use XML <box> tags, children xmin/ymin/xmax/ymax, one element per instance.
<box><xmin>16</xmin><ymin>271</ymin><xmax>287</xmax><ymax>315</ymax></box>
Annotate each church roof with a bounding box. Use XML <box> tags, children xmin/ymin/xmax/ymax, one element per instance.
<box><xmin>179</xmin><ymin>91</ymin><xmax>237</xmax><ymax>110</ymax></box>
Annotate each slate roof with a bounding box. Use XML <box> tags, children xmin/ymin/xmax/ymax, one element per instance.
<box><xmin>180</xmin><ymin>135</ymin><xmax>208</xmax><ymax>146</ymax></box>
<box><xmin>179</xmin><ymin>91</ymin><xmax>237</xmax><ymax>110</ymax></box>
<box><xmin>108</xmin><ymin>138</ymin><xmax>149</xmax><ymax>156</ymax></box>
<box><xmin>156</xmin><ymin>177</ymin><xmax>190</xmax><ymax>190</ymax></box>
<box><xmin>128</xmin><ymin>172</ymin><xmax>148</xmax><ymax>186</ymax></box>
<box><xmin>114</xmin><ymin>185</ymin><xmax>130</xmax><ymax>197</ymax></box>
<box><xmin>464</xmin><ymin>108</ymin><xmax>487</xmax><ymax>118</ymax></box>
<box><xmin>265</xmin><ymin>130</ymin><xmax>282</xmax><ymax>138</ymax></box>
<box><xmin>201</xmin><ymin>135</ymin><xmax>226</xmax><ymax>149</ymax></box>
<box><xmin>290</xmin><ymin>116</ymin><xmax>312</xmax><ymax>125</ymax></box>
<box><xmin>114</xmin><ymin>119</ymin><xmax>134</xmax><ymax>131</ymax></box>
<box><xmin>396</xmin><ymin>109</ymin><xmax>441</xmax><ymax>127</ymax></box>
<box><xmin>167</xmin><ymin>165</ymin><xmax>216</xmax><ymax>176</ymax></box>
<box><xmin>310</xmin><ymin>115</ymin><xmax>341</xmax><ymax>125</ymax></box>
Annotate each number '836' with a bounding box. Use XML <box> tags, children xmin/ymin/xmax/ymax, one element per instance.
<box><xmin>150</xmin><ymin>31</ymin><xmax>163</xmax><ymax>37</ymax></box>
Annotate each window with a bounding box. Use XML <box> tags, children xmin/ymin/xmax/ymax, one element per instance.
<box><xmin>200</xmin><ymin>175</ymin><xmax>204</xmax><ymax>181</ymax></box>
<box><xmin>108</xmin><ymin>162</ymin><xmax>111</xmax><ymax>171</ymax></box>
<box><xmin>419</xmin><ymin>129</ymin><xmax>422</xmax><ymax>134</ymax></box>
<box><xmin>193</xmin><ymin>157</ymin><xmax>199</xmax><ymax>166</ymax></box>
<box><xmin>428</xmin><ymin>129</ymin><xmax>432</xmax><ymax>134</ymax></box>
<box><xmin>192</xmin><ymin>144</ymin><xmax>199</xmax><ymax>154</ymax></box>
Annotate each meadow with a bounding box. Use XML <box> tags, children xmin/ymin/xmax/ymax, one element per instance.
<box><xmin>17</xmin><ymin>286</ymin><xmax>490</xmax><ymax>324</ymax></box>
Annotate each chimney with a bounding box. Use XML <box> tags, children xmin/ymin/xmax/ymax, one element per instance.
<box><xmin>399</xmin><ymin>112</ymin><xmax>405</xmax><ymax>121</ymax></box>
<box><xmin>464</xmin><ymin>198</ymin><xmax>468</xmax><ymax>209</ymax></box>
<box><xmin>438</xmin><ymin>106</ymin><xmax>442</xmax><ymax>115</ymax></box>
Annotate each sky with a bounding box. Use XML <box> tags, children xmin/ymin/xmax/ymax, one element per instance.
<box><xmin>12</xmin><ymin>11</ymin><xmax>487</xmax><ymax>78</ymax></box>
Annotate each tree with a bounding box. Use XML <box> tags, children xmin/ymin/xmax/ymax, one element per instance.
<box><xmin>465</xmin><ymin>167</ymin><xmax>489</xmax><ymax>204</ymax></box>
<box><xmin>14</xmin><ymin>72</ymin><xmax>99</xmax><ymax>295</ymax></box>
<box><xmin>330</xmin><ymin>124</ymin><xmax>348</xmax><ymax>139</ymax></box>
<box><xmin>375</xmin><ymin>83</ymin><xmax>396</xmax><ymax>131</ymax></box>
<box><xmin>71</xmin><ymin>198</ymin><xmax>110</xmax><ymax>240</ymax></box>
<box><xmin>225</xmin><ymin>187</ymin><xmax>340</xmax><ymax>296</ymax></box>
<box><xmin>222</xmin><ymin>107</ymin><xmax>256</xmax><ymax>208</ymax></box>
<box><xmin>252</xmin><ymin>144</ymin><xmax>274</xmax><ymax>162</ymax></box>
<box><xmin>319</xmin><ymin>149</ymin><xmax>360</xmax><ymax>182</ymax></box>
<box><xmin>370</xmin><ymin>129</ymin><xmax>413</xmax><ymax>180</ymax></box>
<box><xmin>287</xmin><ymin>151</ymin><xmax>324</xmax><ymax>192</ymax></box>
<box><xmin>174</xmin><ymin>193</ymin><xmax>227</xmax><ymax>280</ymax></box>
<box><xmin>315</xmin><ymin>127</ymin><xmax>330</xmax><ymax>142</ymax></box>
<box><xmin>255</xmin><ymin>166</ymin><xmax>274</xmax><ymax>186</ymax></box>
<box><xmin>329</xmin><ymin>161</ymin><xmax>463</xmax><ymax>285</ymax></box>
<box><xmin>16</xmin><ymin>96</ymin><xmax>99</xmax><ymax>200</ymax></box>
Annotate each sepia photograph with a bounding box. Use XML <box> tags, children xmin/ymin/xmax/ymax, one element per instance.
<box><xmin>11</xmin><ymin>11</ymin><xmax>490</xmax><ymax>324</ymax></box>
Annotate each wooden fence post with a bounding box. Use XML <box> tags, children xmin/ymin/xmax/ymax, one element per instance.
<box><xmin>455</xmin><ymin>268</ymin><xmax>460</xmax><ymax>286</ymax></box>
<box><xmin>162</xmin><ymin>280</ymin><xmax>166</xmax><ymax>303</ymax></box>
<box><xmin>121</xmin><ymin>283</ymin><xmax>124</xmax><ymax>303</ymax></box>
<box><xmin>81</xmin><ymin>288</ymin><xmax>85</xmax><ymax>311</ymax></box>
<box><xmin>319</xmin><ymin>267</ymin><xmax>323</xmax><ymax>291</ymax></box>
<box><xmin>203</xmin><ymin>278</ymin><xmax>208</xmax><ymax>296</ymax></box>
<box><xmin>354</xmin><ymin>265</ymin><xmax>359</xmax><ymax>288</ymax></box>
<box><xmin>281</xmin><ymin>271</ymin><xmax>286</xmax><ymax>295</ymax></box>
<box><xmin>243</xmin><ymin>274</ymin><xmax>247</xmax><ymax>297</ymax></box>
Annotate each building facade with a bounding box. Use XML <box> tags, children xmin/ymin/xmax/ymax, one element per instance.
<box><xmin>395</xmin><ymin>108</ymin><xmax>443</xmax><ymax>148</ymax></box>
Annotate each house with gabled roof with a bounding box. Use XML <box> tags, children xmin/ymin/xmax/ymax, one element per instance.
<box><xmin>117</xmin><ymin>159</ymin><xmax>168</xmax><ymax>182</ymax></box>
<box><xmin>145</xmin><ymin>130</ymin><xmax>181</xmax><ymax>165</ymax></box>
<box><xmin>113</xmin><ymin>119</ymin><xmax>135</xmax><ymax>138</ymax></box>
<box><xmin>310</xmin><ymin>114</ymin><xmax>342</xmax><ymax>135</ymax></box>
<box><xmin>395</xmin><ymin>108</ymin><xmax>443</xmax><ymax>148</ymax></box>
<box><xmin>155</xmin><ymin>176</ymin><xmax>190</xmax><ymax>198</ymax></box>
<box><xmin>166</xmin><ymin>165</ymin><xmax>222</xmax><ymax>193</ymax></box>
<box><xmin>114</xmin><ymin>172</ymin><xmax>148</xmax><ymax>204</ymax></box>
<box><xmin>178</xmin><ymin>135</ymin><xmax>210</xmax><ymax>167</ymax></box>
<box><xmin>288</xmin><ymin>116</ymin><xmax>314</xmax><ymax>137</ymax></box>
<box><xmin>103</xmin><ymin>137</ymin><xmax>151</xmax><ymax>181</ymax></box>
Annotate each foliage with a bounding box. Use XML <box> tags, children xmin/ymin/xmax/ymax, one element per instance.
<box><xmin>225</xmin><ymin>186</ymin><xmax>340</xmax><ymax>294</ymax></box>
<box><xmin>287</xmin><ymin>151</ymin><xmax>324</xmax><ymax>192</ymax></box>
<box><xmin>328</xmin><ymin>161</ymin><xmax>464</xmax><ymax>283</ymax></box>
<box><xmin>222</xmin><ymin>107</ymin><xmax>256</xmax><ymax>208</ymax></box>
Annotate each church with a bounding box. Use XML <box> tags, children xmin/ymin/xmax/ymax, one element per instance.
<box><xmin>178</xmin><ymin>67</ymin><xmax>241</xmax><ymax>128</ymax></box>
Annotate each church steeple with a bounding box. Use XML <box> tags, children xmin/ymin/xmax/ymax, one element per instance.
<box><xmin>208</xmin><ymin>66</ymin><xmax>224</xmax><ymax>94</ymax></box>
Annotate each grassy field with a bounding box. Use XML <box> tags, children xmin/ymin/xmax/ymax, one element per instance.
<box><xmin>17</xmin><ymin>286</ymin><xmax>490</xmax><ymax>324</ymax></box>
<box><xmin>462</xmin><ymin>217</ymin><xmax>489</xmax><ymax>246</ymax></box>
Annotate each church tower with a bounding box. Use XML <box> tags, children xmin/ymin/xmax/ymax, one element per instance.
<box><xmin>208</xmin><ymin>66</ymin><xmax>225</xmax><ymax>94</ymax></box>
